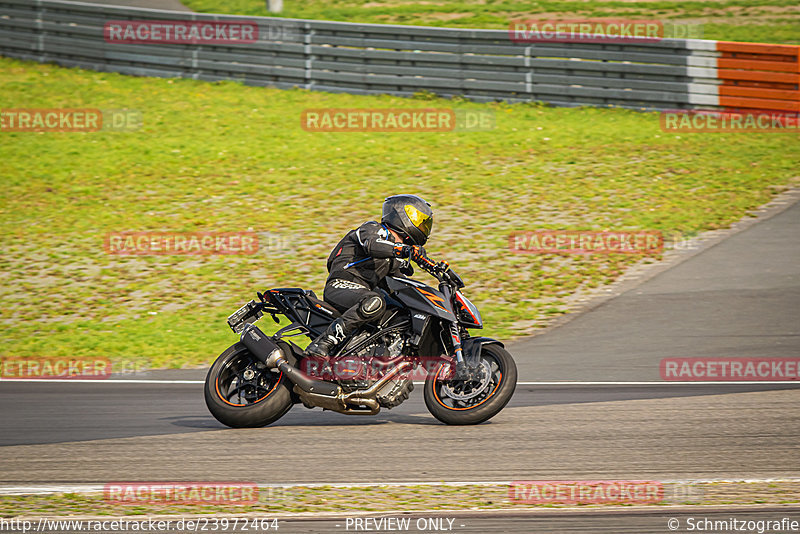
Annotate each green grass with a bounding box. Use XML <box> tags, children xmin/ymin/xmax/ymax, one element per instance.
<box><xmin>0</xmin><ymin>57</ymin><xmax>798</xmax><ymax>369</ymax></box>
<box><xmin>182</xmin><ymin>0</ymin><xmax>800</xmax><ymax>44</ymax></box>
<box><xmin>1</xmin><ymin>482</ymin><xmax>797</xmax><ymax>517</ymax></box>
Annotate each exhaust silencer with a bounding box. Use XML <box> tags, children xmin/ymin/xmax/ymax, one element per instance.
<box><xmin>240</xmin><ymin>324</ymin><xmax>340</xmax><ymax>397</ymax></box>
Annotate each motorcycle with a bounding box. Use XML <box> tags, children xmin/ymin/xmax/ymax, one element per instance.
<box><xmin>204</xmin><ymin>256</ymin><xmax>517</xmax><ymax>426</ymax></box>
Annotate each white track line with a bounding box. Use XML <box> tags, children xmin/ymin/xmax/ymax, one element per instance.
<box><xmin>1</xmin><ymin>379</ymin><xmax>799</xmax><ymax>385</ymax></box>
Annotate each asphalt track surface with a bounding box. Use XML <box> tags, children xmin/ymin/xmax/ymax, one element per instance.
<box><xmin>1</xmin><ymin>379</ymin><xmax>799</xmax><ymax>483</ymax></box>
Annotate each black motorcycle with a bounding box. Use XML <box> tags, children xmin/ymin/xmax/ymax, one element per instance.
<box><xmin>204</xmin><ymin>256</ymin><xmax>516</xmax><ymax>426</ymax></box>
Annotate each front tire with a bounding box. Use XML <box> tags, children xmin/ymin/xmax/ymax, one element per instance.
<box><xmin>204</xmin><ymin>342</ymin><xmax>293</xmax><ymax>428</ymax></box>
<box><xmin>424</xmin><ymin>344</ymin><xmax>516</xmax><ymax>425</ymax></box>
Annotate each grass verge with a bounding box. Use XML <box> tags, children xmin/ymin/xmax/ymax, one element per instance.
<box><xmin>1</xmin><ymin>57</ymin><xmax>798</xmax><ymax>369</ymax></box>
<box><xmin>1</xmin><ymin>482</ymin><xmax>798</xmax><ymax>517</ymax></box>
<box><xmin>182</xmin><ymin>0</ymin><xmax>800</xmax><ymax>45</ymax></box>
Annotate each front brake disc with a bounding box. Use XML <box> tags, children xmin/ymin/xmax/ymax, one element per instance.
<box><xmin>440</xmin><ymin>360</ymin><xmax>492</xmax><ymax>401</ymax></box>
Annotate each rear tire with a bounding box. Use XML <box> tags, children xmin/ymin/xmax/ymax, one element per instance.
<box><xmin>423</xmin><ymin>344</ymin><xmax>516</xmax><ymax>425</ymax></box>
<box><xmin>204</xmin><ymin>342</ymin><xmax>293</xmax><ymax>428</ymax></box>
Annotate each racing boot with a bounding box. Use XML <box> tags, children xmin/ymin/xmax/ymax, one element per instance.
<box><xmin>305</xmin><ymin>318</ymin><xmax>348</xmax><ymax>358</ymax></box>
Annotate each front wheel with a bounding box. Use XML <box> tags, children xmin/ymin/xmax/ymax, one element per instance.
<box><xmin>204</xmin><ymin>342</ymin><xmax>294</xmax><ymax>428</ymax></box>
<box><xmin>423</xmin><ymin>344</ymin><xmax>517</xmax><ymax>425</ymax></box>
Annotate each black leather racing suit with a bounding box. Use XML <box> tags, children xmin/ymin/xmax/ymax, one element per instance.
<box><xmin>322</xmin><ymin>221</ymin><xmax>413</xmax><ymax>335</ymax></box>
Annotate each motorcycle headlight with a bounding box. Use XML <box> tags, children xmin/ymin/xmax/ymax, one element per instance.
<box><xmin>455</xmin><ymin>291</ymin><xmax>483</xmax><ymax>328</ymax></box>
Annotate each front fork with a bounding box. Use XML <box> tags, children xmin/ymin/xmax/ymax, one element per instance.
<box><xmin>448</xmin><ymin>322</ymin><xmax>465</xmax><ymax>366</ymax></box>
<box><xmin>440</xmin><ymin>283</ymin><xmax>466</xmax><ymax>368</ymax></box>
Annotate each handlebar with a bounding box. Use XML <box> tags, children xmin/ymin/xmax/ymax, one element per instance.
<box><xmin>412</xmin><ymin>255</ymin><xmax>464</xmax><ymax>289</ymax></box>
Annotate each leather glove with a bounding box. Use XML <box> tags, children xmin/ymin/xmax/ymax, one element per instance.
<box><xmin>409</xmin><ymin>245</ymin><xmax>428</xmax><ymax>263</ymax></box>
<box><xmin>394</xmin><ymin>245</ymin><xmax>434</xmax><ymax>269</ymax></box>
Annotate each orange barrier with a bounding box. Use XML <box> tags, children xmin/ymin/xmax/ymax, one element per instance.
<box><xmin>716</xmin><ymin>41</ymin><xmax>800</xmax><ymax>112</ymax></box>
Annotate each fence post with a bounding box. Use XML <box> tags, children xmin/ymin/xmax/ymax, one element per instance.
<box><xmin>304</xmin><ymin>21</ymin><xmax>314</xmax><ymax>90</ymax></box>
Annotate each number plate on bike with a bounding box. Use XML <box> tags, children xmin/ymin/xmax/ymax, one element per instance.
<box><xmin>227</xmin><ymin>300</ymin><xmax>263</xmax><ymax>333</ymax></box>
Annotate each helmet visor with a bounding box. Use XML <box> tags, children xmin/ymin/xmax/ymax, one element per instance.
<box><xmin>404</xmin><ymin>204</ymin><xmax>433</xmax><ymax>238</ymax></box>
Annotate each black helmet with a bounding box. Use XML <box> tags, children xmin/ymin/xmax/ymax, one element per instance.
<box><xmin>381</xmin><ymin>194</ymin><xmax>434</xmax><ymax>246</ymax></box>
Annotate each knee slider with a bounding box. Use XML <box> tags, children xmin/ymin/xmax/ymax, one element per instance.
<box><xmin>357</xmin><ymin>295</ymin><xmax>385</xmax><ymax>320</ymax></box>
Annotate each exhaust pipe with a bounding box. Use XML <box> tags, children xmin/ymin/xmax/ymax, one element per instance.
<box><xmin>335</xmin><ymin>363</ymin><xmax>412</xmax><ymax>414</ymax></box>
<box><xmin>241</xmin><ymin>324</ymin><xmax>340</xmax><ymax>397</ymax></box>
<box><xmin>339</xmin><ymin>397</ymin><xmax>380</xmax><ymax>415</ymax></box>
<box><xmin>341</xmin><ymin>361</ymin><xmax>413</xmax><ymax>402</ymax></box>
<box><xmin>295</xmin><ymin>360</ymin><xmax>413</xmax><ymax>414</ymax></box>
<box><xmin>241</xmin><ymin>324</ymin><xmax>414</xmax><ymax>409</ymax></box>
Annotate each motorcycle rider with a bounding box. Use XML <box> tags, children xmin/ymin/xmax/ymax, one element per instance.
<box><xmin>305</xmin><ymin>194</ymin><xmax>435</xmax><ymax>358</ymax></box>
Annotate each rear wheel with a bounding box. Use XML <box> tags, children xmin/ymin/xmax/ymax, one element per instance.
<box><xmin>204</xmin><ymin>342</ymin><xmax>293</xmax><ymax>428</ymax></box>
<box><xmin>423</xmin><ymin>344</ymin><xmax>516</xmax><ymax>425</ymax></box>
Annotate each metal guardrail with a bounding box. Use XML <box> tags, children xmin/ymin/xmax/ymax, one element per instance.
<box><xmin>1</xmin><ymin>0</ymin><xmax>797</xmax><ymax>112</ymax></box>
